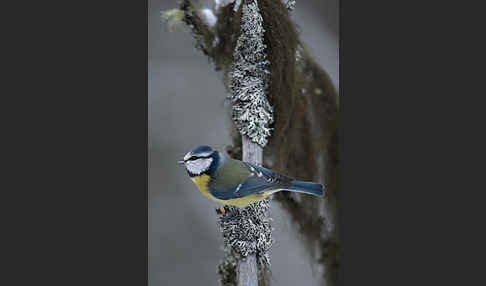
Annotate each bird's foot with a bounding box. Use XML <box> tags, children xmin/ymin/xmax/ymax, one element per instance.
<box><xmin>216</xmin><ymin>205</ymin><xmax>227</xmax><ymax>216</ymax></box>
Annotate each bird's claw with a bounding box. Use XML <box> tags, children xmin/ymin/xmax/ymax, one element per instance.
<box><xmin>216</xmin><ymin>205</ymin><xmax>227</xmax><ymax>216</ymax></box>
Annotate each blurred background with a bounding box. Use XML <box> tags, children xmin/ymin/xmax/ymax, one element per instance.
<box><xmin>149</xmin><ymin>0</ymin><xmax>338</xmax><ymax>285</ymax></box>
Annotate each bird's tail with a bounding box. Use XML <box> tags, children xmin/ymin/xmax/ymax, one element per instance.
<box><xmin>285</xmin><ymin>180</ymin><xmax>324</xmax><ymax>196</ymax></box>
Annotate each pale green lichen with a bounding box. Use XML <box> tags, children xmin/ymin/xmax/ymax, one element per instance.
<box><xmin>161</xmin><ymin>9</ymin><xmax>185</xmax><ymax>31</ymax></box>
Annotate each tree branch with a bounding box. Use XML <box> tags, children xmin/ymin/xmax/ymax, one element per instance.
<box><xmin>237</xmin><ymin>136</ymin><xmax>263</xmax><ymax>286</ymax></box>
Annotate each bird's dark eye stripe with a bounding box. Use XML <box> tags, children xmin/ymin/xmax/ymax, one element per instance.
<box><xmin>187</xmin><ymin>155</ymin><xmax>211</xmax><ymax>161</ymax></box>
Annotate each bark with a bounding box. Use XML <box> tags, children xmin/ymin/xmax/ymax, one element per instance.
<box><xmin>236</xmin><ymin>136</ymin><xmax>263</xmax><ymax>286</ymax></box>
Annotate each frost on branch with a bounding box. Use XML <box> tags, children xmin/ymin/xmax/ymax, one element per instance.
<box><xmin>199</xmin><ymin>8</ymin><xmax>217</xmax><ymax>27</ymax></box>
<box><xmin>229</xmin><ymin>0</ymin><xmax>273</xmax><ymax>147</ymax></box>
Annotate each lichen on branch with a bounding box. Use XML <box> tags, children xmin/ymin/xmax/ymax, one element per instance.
<box><xmin>229</xmin><ymin>0</ymin><xmax>273</xmax><ymax>147</ymax></box>
<box><xmin>218</xmin><ymin>200</ymin><xmax>273</xmax><ymax>285</ymax></box>
<box><xmin>283</xmin><ymin>0</ymin><xmax>296</xmax><ymax>11</ymax></box>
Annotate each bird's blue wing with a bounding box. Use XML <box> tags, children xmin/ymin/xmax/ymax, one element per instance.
<box><xmin>209</xmin><ymin>162</ymin><xmax>290</xmax><ymax>200</ymax></box>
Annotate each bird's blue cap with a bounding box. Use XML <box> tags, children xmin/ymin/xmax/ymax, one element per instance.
<box><xmin>178</xmin><ymin>145</ymin><xmax>216</xmax><ymax>164</ymax></box>
<box><xmin>190</xmin><ymin>145</ymin><xmax>213</xmax><ymax>154</ymax></box>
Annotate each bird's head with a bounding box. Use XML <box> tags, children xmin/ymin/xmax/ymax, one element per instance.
<box><xmin>178</xmin><ymin>145</ymin><xmax>222</xmax><ymax>177</ymax></box>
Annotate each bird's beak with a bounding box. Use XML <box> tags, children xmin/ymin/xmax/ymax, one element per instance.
<box><xmin>178</xmin><ymin>160</ymin><xmax>185</xmax><ymax>164</ymax></box>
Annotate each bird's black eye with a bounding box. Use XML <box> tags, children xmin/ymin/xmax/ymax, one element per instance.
<box><xmin>187</xmin><ymin>156</ymin><xmax>198</xmax><ymax>161</ymax></box>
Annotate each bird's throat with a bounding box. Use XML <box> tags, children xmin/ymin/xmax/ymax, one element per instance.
<box><xmin>191</xmin><ymin>174</ymin><xmax>213</xmax><ymax>199</ymax></box>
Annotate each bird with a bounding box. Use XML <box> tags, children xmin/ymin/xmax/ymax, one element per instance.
<box><xmin>178</xmin><ymin>145</ymin><xmax>324</xmax><ymax>212</ymax></box>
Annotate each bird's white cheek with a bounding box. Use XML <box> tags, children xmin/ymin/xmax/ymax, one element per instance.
<box><xmin>186</xmin><ymin>158</ymin><xmax>213</xmax><ymax>175</ymax></box>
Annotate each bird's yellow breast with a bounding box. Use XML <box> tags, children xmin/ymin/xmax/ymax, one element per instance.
<box><xmin>190</xmin><ymin>174</ymin><xmax>272</xmax><ymax>208</ymax></box>
<box><xmin>191</xmin><ymin>174</ymin><xmax>213</xmax><ymax>199</ymax></box>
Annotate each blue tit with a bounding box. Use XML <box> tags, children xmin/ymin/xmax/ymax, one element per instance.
<box><xmin>178</xmin><ymin>145</ymin><xmax>324</xmax><ymax>208</ymax></box>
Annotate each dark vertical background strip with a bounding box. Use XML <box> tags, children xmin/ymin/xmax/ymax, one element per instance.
<box><xmin>1</xmin><ymin>1</ymin><xmax>148</xmax><ymax>285</ymax></box>
<box><xmin>340</xmin><ymin>0</ymin><xmax>482</xmax><ymax>285</ymax></box>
